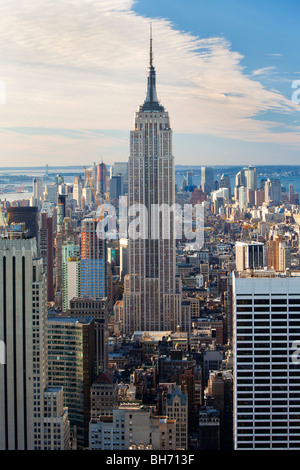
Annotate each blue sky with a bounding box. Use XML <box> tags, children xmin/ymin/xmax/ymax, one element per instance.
<box><xmin>0</xmin><ymin>0</ymin><xmax>299</xmax><ymax>167</ymax></box>
<box><xmin>134</xmin><ymin>0</ymin><xmax>298</xmax><ymax>76</ymax></box>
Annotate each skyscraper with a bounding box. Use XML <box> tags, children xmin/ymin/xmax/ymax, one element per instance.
<box><xmin>123</xmin><ymin>27</ymin><xmax>181</xmax><ymax>334</ymax></box>
<box><xmin>186</xmin><ymin>170</ymin><xmax>193</xmax><ymax>186</ymax></box>
<box><xmin>68</xmin><ymin>296</ymin><xmax>109</xmax><ymax>375</ymax></box>
<box><xmin>220</xmin><ymin>173</ymin><xmax>231</xmax><ymax>197</ymax></box>
<box><xmin>80</xmin><ymin>218</ymin><xmax>107</xmax><ymax>298</ymax></box>
<box><xmin>264</xmin><ymin>178</ymin><xmax>282</xmax><ymax>204</ymax></box>
<box><xmin>40</xmin><ymin>212</ymin><xmax>54</xmax><ymax>302</ymax></box>
<box><xmin>54</xmin><ymin>216</ymin><xmax>74</xmax><ymax>310</ymax></box>
<box><xmin>33</xmin><ymin>177</ymin><xmax>43</xmax><ymax>208</ymax></box>
<box><xmin>111</xmin><ymin>162</ymin><xmax>128</xmax><ymax>195</ymax></box>
<box><xmin>47</xmin><ymin>316</ymin><xmax>95</xmax><ymax>448</ymax></box>
<box><xmin>246</xmin><ymin>166</ymin><xmax>257</xmax><ymax>191</ymax></box>
<box><xmin>233</xmin><ymin>270</ymin><xmax>300</xmax><ymax>450</ymax></box>
<box><xmin>0</xmin><ymin>230</ymin><xmax>69</xmax><ymax>450</ymax></box>
<box><xmin>61</xmin><ymin>242</ymin><xmax>81</xmax><ymax>312</ymax></box>
<box><xmin>235</xmin><ymin>167</ymin><xmax>247</xmax><ymax>189</ymax></box>
<box><xmin>0</xmin><ymin>235</ymin><xmax>46</xmax><ymax>449</ymax></box>
<box><xmin>73</xmin><ymin>175</ymin><xmax>82</xmax><ymax>207</ymax></box>
<box><xmin>97</xmin><ymin>161</ymin><xmax>107</xmax><ymax>199</ymax></box>
<box><xmin>110</xmin><ymin>174</ymin><xmax>123</xmax><ymax>201</ymax></box>
<box><xmin>201</xmin><ymin>166</ymin><xmax>214</xmax><ymax>195</ymax></box>
<box><xmin>56</xmin><ymin>194</ymin><xmax>67</xmax><ymax>234</ymax></box>
<box><xmin>267</xmin><ymin>235</ymin><xmax>291</xmax><ymax>272</ymax></box>
<box><xmin>7</xmin><ymin>206</ymin><xmax>38</xmax><ymax>239</ymax></box>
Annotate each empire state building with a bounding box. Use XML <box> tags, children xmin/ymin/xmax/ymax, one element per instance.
<box><xmin>123</xmin><ymin>29</ymin><xmax>182</xmax><ymax>334</ymax></box>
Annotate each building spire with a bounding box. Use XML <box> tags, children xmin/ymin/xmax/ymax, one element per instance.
<box><xmin>150</xmin><ymin>22</ymin><xmax>153</xmax><ymax>68</ymax></box>
<box><xmin>142</xmin><ymin>22</ymin><xmax>164</xmax><ymax>112</ymax></box>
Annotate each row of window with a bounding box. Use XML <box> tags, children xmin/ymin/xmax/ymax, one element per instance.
<box><xmin>237</xmin><ymin>298</ymin><xmax>300</xmax><ymax>305</ymax></box>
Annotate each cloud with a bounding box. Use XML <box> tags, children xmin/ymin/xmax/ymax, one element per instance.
<box><xmin>252</xmin><ymin>66</ymin><xmax>277</xmax><ymax>76</ymax></box>
<box><xmin>0</xmin><ymin>126</ymin><xmax>128</xmax><ymax>166</ymax></box>
<box><xmin>0</xmin><ymin>0</ymin><xmax>299</xmax><ymax>166</ymax></box>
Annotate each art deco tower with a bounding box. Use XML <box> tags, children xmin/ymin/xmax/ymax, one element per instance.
<box><xmin>123</xmin><ymin>27</ymin><xmax>182</xmax><ymax>334</ymax></box>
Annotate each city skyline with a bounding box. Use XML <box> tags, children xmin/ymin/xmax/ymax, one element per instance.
<box><xmin>1</xmin><ymin>0</ymin><xmax>300</xmax><ymax>167</ymax></box>
<box><xmin>2</xmin><ymin>2</ymin><xmax>300</xmax><ymax>453</ymax></box>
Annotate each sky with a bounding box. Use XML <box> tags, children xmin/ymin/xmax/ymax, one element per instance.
<box><xmin>0</xmin><ymin>0</ymin><xmax>300</xmax><ymax>168</ymax></box>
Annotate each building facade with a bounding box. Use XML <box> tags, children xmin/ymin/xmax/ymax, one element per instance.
<box><xmin>233</xmin><ymin>271</ymin><xmax>300</xmax><ymax>449</ymax></box>
<box><xmin>40</xmin><ymin>211</ymin><xmax>54</xmax><ymax>302</ymax></box>
<box><xmin>68</xmin><ymin>296</ymin><xmax>109</xmax><ymax>374</ymax></box>
<box><xmin>90</xmin><ymin>371</ymin><xmax>118</xmax><ymax>421</ymax></box>
<box><xmin>89</xmin><ymin>403</ymin><xmax>176</xmax><ymax>450</ymax></box>
<box><xmin>43</xmin><ymin>387</ymin><xmax>70</xmax><ymax>450</ymax></box>
<box><xmin>62</xmin><ymin>242</ymin><xmax>81</xmax><ymax>312</ymax></box>
<box><xmin>47</xmin><ymin>316</ymin><xmax>95</xmax><ymax>448</ymax></box>
<box><xmin>201</xmin><ymin>166</ymin><xmax>215</xmax><ymax>195</ymax></box>
<box><xmin>235</xmin><ymin>241</ymin><xmax>266</xmax><ymax>272</ymax></box>
<box><xmin>0</xmin><ymin>233</ymin><xmax>69</xmax><ymax>450</ymax></box>
<box><xmin>81</xmin><ymin>218</ymin><xmax>107</xmax><ymax>299</ymax></box>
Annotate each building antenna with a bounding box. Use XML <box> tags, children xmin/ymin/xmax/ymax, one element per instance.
<box><xmin>150</xmin><ymin>22</ymin><xmax>153</xmax><ymax>67</ymax></box>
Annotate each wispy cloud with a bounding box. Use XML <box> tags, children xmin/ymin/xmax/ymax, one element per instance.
<box><xmin>0</xmin><ymin>0</ymin><xmax>299</xmax><ymax>165</ymax></box>
<box><xmin>252</xmin><ymin>66</ymin><xmax>277</xmax><ymax>76</ymax></box>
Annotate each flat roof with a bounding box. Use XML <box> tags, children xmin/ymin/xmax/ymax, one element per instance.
<box><xmin>47</xmin><ymin>316</ymin><xmax>94</xmax><ymax>324</ymax></box>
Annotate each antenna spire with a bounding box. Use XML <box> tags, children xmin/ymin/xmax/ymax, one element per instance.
<box><xmin>141</xmin><ymin>21</ymin><xmax>164</xmax><ymax>111</ymax></box>
<box><xmin>150</xmin><ymin>22</ymin><xmax>153</xmax><ymax>67</ymax></box>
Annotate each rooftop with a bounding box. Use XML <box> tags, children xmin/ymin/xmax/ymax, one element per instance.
<box><xmin>94</xmin><ymin>371</ymin><xmax>115</xmax><ymax>385</ymax></box>
<box><xmin>47</xmin><ymin>316</ymin><xmax>94</xmax><ymax>324</ymax></box>
<box><xmin>235</xmin><ymin>269</ymin><xmax>300</xmax><ymax>279</ymax></box>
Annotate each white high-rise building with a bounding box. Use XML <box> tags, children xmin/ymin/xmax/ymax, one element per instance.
<box><xmin>123</xmin><ymin>28</ymin><xmax>181</xmax><ymax>334</ymax></box>
<box><xmin>33</xmin><ymin>177</ymin><xmax>44</xmax><ymax>207</ymax></box>
<box><xmin>233</xmin><ymin>270</ymin><xmax>300</xmax><ymax>450</ymax></box>
<box><xmin>82</xmin><ymin>186</ymin><xmax>92</xmax><ymax>204</ymax></box>
<box><xmin>73</xmin><ymin>175</ymin><xmax>82</xmax><ymax>207</ymax></box>
<box><xmin>62</xmin><ymin>242</ymin><xmax>81</xmax><ymax>313</ymax></box>
<box><xmin>245</xmin><ymin>166</ymin><xmax>257</xmax><ymax>191</ymax></box>
<box><xmin>238</xmin><ymin>186</ymin><xmax>248</xmax><ymax>212</ymax></box>
<box><xmin>0</xmin><ymin>232</ymin><xmax>69</xmax><ymax>449</ymax></box>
